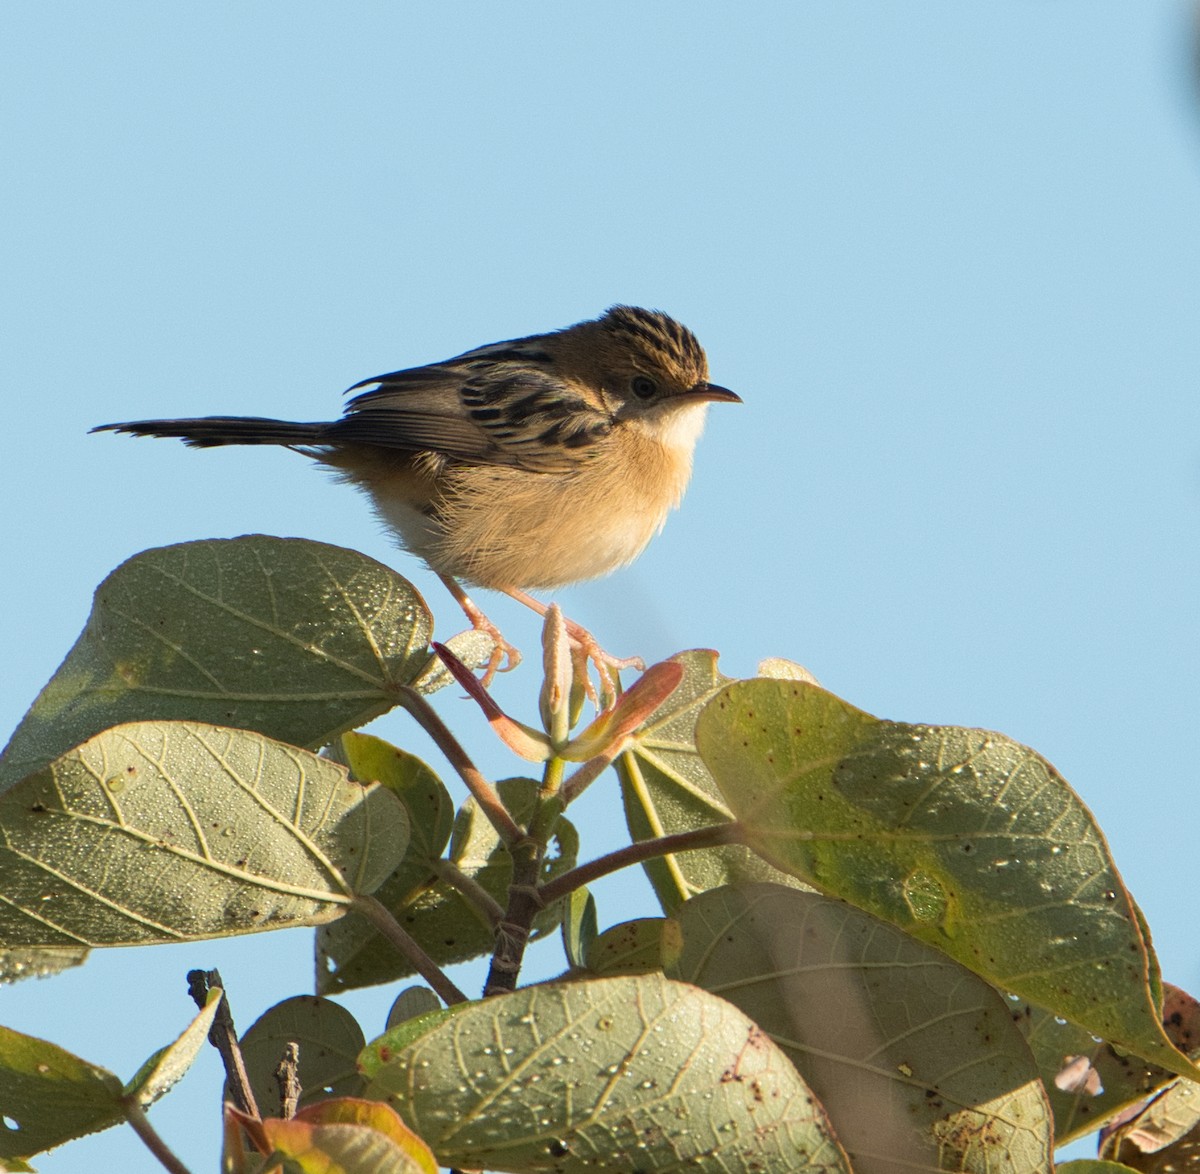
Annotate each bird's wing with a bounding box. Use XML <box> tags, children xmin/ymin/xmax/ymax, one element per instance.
<box><xmin>331</xmin><ymin>360</ymin><xmax>613</xmax><ymax>473</ymax></box>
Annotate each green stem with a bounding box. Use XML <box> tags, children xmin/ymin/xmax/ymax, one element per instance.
<box><xmin>529</xmin><ymin>755</ymin><xmax>567</xmax><ymax>844</ymax></box>
<box><xmin>354</xmin><ymin>894</ymin><xmax>468</xmax><ymax>1005</ymax></box>
<box><xmin>123</xmin><ymin>1100</ymin><xmax>195</xmax><ymax>1174</ymax></box>
<box><xmin>398</xmin><ymin>686</ymin><xmax>522</xmax><ymax>844</ymax></box>
<box><xmin>541</xmin><ymin>754</ymin><xmax>566</xmax><ymax>798</ymax></box>
<box><xmin>432</xmin><ymin>858</ymin><xmax>505</xmax><ymax>925</ymax></box>
<box><xmin>539</xmin><ymin>822</ymin><xmax>740</xmax><ymax>905</ymax></box>
<box><xmin>559</xmin><ymin>742</ymin><xmax>626</xmax><ymax>806</ymax></box>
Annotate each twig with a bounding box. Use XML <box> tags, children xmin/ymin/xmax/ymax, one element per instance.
<box><xmin>559</xmin><ymin>743</ymin><xmax>625</xmax><ymax>806</ymax></box>
<box><xmin>354</xmin><ymin>894</ymin><xmax>468</xmax><ymax>1005</ymax></box>
<box><xmin>123</xmin><ymin>1099</ymin><xmax>195</xmax><ymax>1174</ymax></box>
<box><xmin>274</xmin><ymin>1041</ymin><xmax>301</xmax><ymax>1118</ymax></box>
<box><xmin>186</xmin><ymin>969</ymin><xmax>258</xmax><ymax>1118</ymax></box>
<box><xmin>432</xmin><ymin>858</ymin><xmax>506</xmax><ymax>925</ymax></box>
<box><xmin>398</xmin><ymin>685</ymin><xmax>523</xmax><ymax>844</ymax></box>
<box><xmin>539</xmin><ymin>823</ymin><xmax>739</xmax><ymax>905</ymax></box>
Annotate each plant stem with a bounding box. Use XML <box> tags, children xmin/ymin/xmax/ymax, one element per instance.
<box><xmin>354</xmin><ymin>894</ymin><xmax>468</xmax><ymax>1005</ymax></box>
<box><xmin>539</xmin><ymin>823</ymin><xmax>739</xmax><ymax>905</ymax></box>
<box><xmin>432</xmin><ymin>858</ymin><xmax>505</xmax><ymax>925</ymax></box>
<box><xmin>529</xmin><ymin>755</ymin><xmax>566</xmax><ymax>844</ymax></box>
<box><xmin>483</xmin><ymin>750</ymin><xmax>572</xmax><ymax>996</ymax></box>
<box><xmin>275</xmin><ymin>1042</ymin><xmax>301</xmax><ymax>1119</ymax></box>
<box><xmin>559</xmin><ymin>743</ymin><xmax>625</xmax><ymax>806</ymax></box>
<box><xmin>186</xmin><ymin>969</ymin><xmax>258</xmax><ymax>1119</ymax></box>
<box><xmin>123</xmin><ymin>1100</ymin><xmax>195</xmax><ymax>1174</ymax></box>
<box><xmin>398</xmin><ymin>686</ymin><xmax>522</xmax><ymax>844</ymax></box>
<box><xmin>483</xmin><ymin>835</ymin><xmax>544</xmax><ymax>998</ymax></box>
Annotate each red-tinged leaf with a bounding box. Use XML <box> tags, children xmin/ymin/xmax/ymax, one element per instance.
<box><xmin>565</xmin><ymin>660</ymin><xmax>684</xmax><ymax>761</ymax></box>
<box><xmin>431</xmin><ymin>643</ymin><xmax>551</xmax><ymax>761</ymax></box>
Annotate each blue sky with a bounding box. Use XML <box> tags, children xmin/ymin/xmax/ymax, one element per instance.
<box><xmin>4</xmin><ymin>3</ymin><xmax>1200</xmax><ymax>1168</ymax></box>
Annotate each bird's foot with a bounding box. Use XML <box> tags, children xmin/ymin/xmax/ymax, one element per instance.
<box><xmin>440</xmin><ymin>575</ymin><xmax>522</xmax><ymax>685</ymax></box>
<box><xmin>504</xmin><ymin>587</ymin><xmax>642</xmax><ymax>708</ymax></box>
<box><xmin>569</xmin><ymin>629</ymin><xmax>645</xmax><ymax>710</ymax></box>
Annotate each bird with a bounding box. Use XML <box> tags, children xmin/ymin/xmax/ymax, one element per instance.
<box><xmin>93</xmin><ymin>306</ymin><xmax>740</xmax><ymax>691</ymax></box>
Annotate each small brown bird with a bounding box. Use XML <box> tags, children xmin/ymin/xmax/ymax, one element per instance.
<box><xmin>95</xmin><ymin>306</ymin><xmax>739</xmax><ymax>683</ymax></box>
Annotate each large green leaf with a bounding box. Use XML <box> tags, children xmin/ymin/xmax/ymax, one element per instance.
<box><xmin>0</xmin><ymin>536</ymin><xmax>433</xmax><ymax>792</ymax></box>
<box><xmin>669</xmin><ymin>883</ymin><xmax>1051</xmax><ymax>1173</ymax></box>
<box><xmin>616</xmin><ymin>650</ymin><xmax>806</xmax><ymax>912</ymax></box>
<box><xmin>0</xmin><ymin>721</ymin><xmax>408</xmax><ymax>947</ymax></box>
<box><xmin>695</xmin><ymin>679</ymin><xmax>1198</xmax><ymax>1082</ymax></box>
<box><xmin>361</xmin><ymin>972</ymin><xmax>851</xmax><ymax>1173</ymax></box>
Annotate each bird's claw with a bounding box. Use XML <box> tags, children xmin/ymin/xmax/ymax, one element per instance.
<box><xmin>473</xmin><ymin>620</ymin><xmax>521</xmax><ymax>688</ymax></box>
<box><xmin>563</xmin><ymin>623</ymin><xmax>643</xmax><ymax>710</ymax></box>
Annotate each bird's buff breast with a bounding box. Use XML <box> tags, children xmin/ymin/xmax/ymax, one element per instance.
<box><xmin>361</xmin><ymin>435</ymin><xmax>695</xmax><ymax>591</ymax></box>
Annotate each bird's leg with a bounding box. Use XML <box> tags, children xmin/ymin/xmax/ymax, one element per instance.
<box><xmin>502</xmin><ymin>587</ymin><xmax>645</xmax><ymax>707</ymax></box>
<box><xmin>438</xmin><ymin>574</ymin><xmax>522</xmax><ymax>685</ymax></box>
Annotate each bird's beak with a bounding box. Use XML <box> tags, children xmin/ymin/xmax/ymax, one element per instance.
<box><xmin>685</xmin><ymin>382</ymin><xmax>741</xmax><ymax>404</ymax></box>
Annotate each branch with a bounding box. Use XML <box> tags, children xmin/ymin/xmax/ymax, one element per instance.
<box><xmin>432</xmin><ymin>858</ymin><xmax>506</xmax><ymax>925</ymax></box>
<box><xmin>398</xmin><ymin>685</ymin><xmax>523</xmax><ymax>844</ymax></box>
<box><xmin>539</xmin><ymin>823</ymin><xmax>740</xmax><ymax>905</ymax></box>
<box><xmin>123</xmin><ymin>1100</ymin><xmax>196</xmax><ymax>1174</ymax></box>
<box><xmin>186</xmin><ymin>969</ymin><xmax>258</xmax><ymax>1118</ymax></box>
<box><xmin>353</xmin><ymin>894</ymin><xmax>468</xmax><ymax>1005</ymax></box>
<box><xmin>275</xmin><ymin>1041</ymin><xmax>301</xmax><ymax>1119</ymax></box>
<box><xmin>483</xmin><ymin>836</ymin><xmax>544</xmax><ymax>998</ymax></box>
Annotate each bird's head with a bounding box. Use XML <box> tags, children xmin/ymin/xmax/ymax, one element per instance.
<box><xmin>554</xmin><ymin>305</ymin><xmax>740</xmax><ymax>447</ymax></box>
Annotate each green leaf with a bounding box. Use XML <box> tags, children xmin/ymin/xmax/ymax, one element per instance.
<box><xmin>695</xmin><ymin>679</ymin><xmax>1200</xmax><ymax>1083</ymax></box>
<box><xmin>0</xmin><ymin>720</ymin><xmax>408</xmax><ymax>947</ymax></box>
<box><xmin>1016</xmin><ymin>983</ymin><xmax>1200</xmax><ymax>1145</ymax></box>
<box><xmin>321</xmin><ymin>777</ymin><xmax>577</xmax><ymax>990</ymax></box>
<box><xmin>361</xmin><ymin>972</ymin><xmax>852</xmax><ymax>1173</ymax></box>
<box><xmin>559</xmin><ymin>887</ymin><xmax>597</xmax><ymax>971</ymax></box>
<box><xmin>616</xmin><ymin>650</ymin><xmax>808</xmax><ymax>912</ymax></box>
<box><xmin>0</xmin><ymin>948</ymin><xmax>86</xmax><ymax>985</ymax></box>
<box><xmin>317</xmin><ymin>734</ymin><xmax>454</xmax><ymax>993</ymax></box>
<box><xmin>384</xmin><ymin>988</ymin><xmax>442</xmax><ymax>1031</ymax></box>
<box><xmin>669</xmin><ymin>883</ymin><xmax>1052</xmax><ymax>1173</ymax></box>
<box><xmin>1056</xmin><ymin>1163</ymin><xmax>1142</xmax><ymax>1173</ymax></box>
<box><xmin>0</xmin><ymin>536</ymin><xmax>433</xmax><ymax>791</ymax></box>
<box><xmin>0</xmin><ymin>1025</ymin><xmax>124</xmax><ymax>1160</ymax></box>
<box><xmin>584</xmin><ymin>917</ymin><xmax>678</xmax><ymax>975</ymax></box>
<box><xmin>235</xmin><ymin>996</ymin><xmax>366</xmax><ymax>1116</ymax></box>
<box><xmin>123</xmin><ymin>984</ymin><xmax>222</xmax><ymax>1107</ymax></box>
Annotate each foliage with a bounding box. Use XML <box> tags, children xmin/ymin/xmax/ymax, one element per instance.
<box><xmin>0</xmin><ymin>535</ymin><xmax>1196</xmax><ymax>1173</ymax></box>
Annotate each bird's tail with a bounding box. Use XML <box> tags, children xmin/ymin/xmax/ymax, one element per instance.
<box><xmin>91</xmin><ymin>416</ymin><xmax>331</xmax><ymax>448</ymax></box>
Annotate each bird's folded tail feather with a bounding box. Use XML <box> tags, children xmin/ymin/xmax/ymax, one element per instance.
<box><xmin>90</xmin><ymin>417</ymin><xmax>330</xmax><ymax>448</ymax></box>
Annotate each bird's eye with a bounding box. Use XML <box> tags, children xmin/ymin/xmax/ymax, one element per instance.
<box><xmin>630</xmin><ymin>375</ymin><xmax>658</xmax><ymax>400</ymax></box>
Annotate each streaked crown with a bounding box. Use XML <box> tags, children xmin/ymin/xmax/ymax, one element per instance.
<box><xmin>596</xmin><ymin>305</ymin><xmax>710</xmax><ymax>385</ymax></box>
